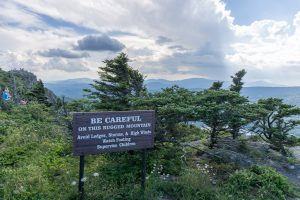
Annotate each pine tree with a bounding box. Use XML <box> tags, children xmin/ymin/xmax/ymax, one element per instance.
<box><xmin>230</xmin><ymin>69</ymin><xmax>246</xmax><ymax>93</ymax></box>
<box><xmin>28</xmin><ymin>79</ymin><xmax>49</xmax><ymax>105</ymax></box>
<box><xmin>252</xmin><ymin>98</ymin><xmax>300</xmax><ymax>155</ymax></box>
<box><xmin>84</xmin><ymin>53</ymin><xmax>146</xmax><ymax>110</ymax></box>
<box><xmin>228</xmin><ymin>69</ymin><xmax>249</xmax><ymax>139</ymax></box>
<box><xmin>209</xmin><ymin>81</ymin><xmax>223</xmax><ymax>90</ymax></box>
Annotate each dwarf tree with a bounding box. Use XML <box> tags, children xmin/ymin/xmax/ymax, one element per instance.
<box><xmin>27</xmin><ymin>80</ymin><xmax>49</xmax><ymax>105</ymax></box>
<box><xmin>228</xmin><ymin>69</ymin><xmax>250</xmax><ymax>139</ymax></box>
<box><xmin>84</xmin><ymin>53</ymin><xmax>146</xmax><ymax>111</ymax></box>
<box><xmin>229</xmin><ymin>69</ymin><xmax>246</xmax><ymax>93</ymax></box>
<box><xmin>133</xmin><ymin>85</ymin><xmax>196</xmax><ymax>141</ymax></box>
<box><xmin>252</xmin><ymin>98</ymin><xmax>300</xmax><ymax>154</ymax></box>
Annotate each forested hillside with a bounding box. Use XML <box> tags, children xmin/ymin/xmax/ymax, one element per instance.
<box><xmin>0</xmin><ymin>68</ymin><xmax>57</xmax><ymax>107</ymax></box>
<box><xmin>1</xmin><ymin>54</ymin><xmax>300</xmax><ymax>200</ymax></box>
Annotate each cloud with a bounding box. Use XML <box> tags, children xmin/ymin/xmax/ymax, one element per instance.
<box><xmin>168</xmin><ymin>45</ymin><xmax>188</xmax><ymax>51</ymax></box>
<box><xmin>224</xmin><ymin>11</ymin><xmax>300</xmax><ymax>85</ymax></box>
<box><xmin>45</xmin><ymin>57</ymin><xmax>90</xmax><ymax>72</ymax></box>
<box><xmin>156</xmin><ymin>36</ymin><xmax>172</xmax><ymax>44</ymax></box>
<box><xmin>74</xmin><ymin>35</ymin><xmax>125</xmax><ymax>52</ymax></box>
<box><xmin>38</xmin><ymin>48</ymin><xmax>89</xmax><ymax>58</ymax></box>
<box><xmin>1</xmin><ymin>0</ymin><xmax>300</xmax><ymax>85</ymax></box>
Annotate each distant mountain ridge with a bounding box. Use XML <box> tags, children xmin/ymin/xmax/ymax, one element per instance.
<box><xmin>45</xmin><ymin>78</ymin><xmax>300</xmax><ymax>106</ymax></box>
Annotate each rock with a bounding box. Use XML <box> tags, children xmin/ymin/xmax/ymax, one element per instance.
<box><xmin>208</xmin><ymin>148</ymin><xmax>254</xmax><ymax>167</ymax></box>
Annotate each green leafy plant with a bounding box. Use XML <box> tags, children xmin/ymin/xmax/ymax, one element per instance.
<box><xmin>223</xmin><ymin>165</ymin><xmax>294</xmax><ymax>200</ymax></box>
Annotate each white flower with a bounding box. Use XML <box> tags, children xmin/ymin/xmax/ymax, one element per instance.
<box><xmin>71</xmin><ymin>181</ymin><xmax>76</xmax><ymax>185</ymax></box>
<box><xmin>13</xmin><ymin>190</ymin><xmax>19</xmax><ymax>194</ymax></box>
<box><xmin>289</xmin><ymin>165</ymin><xmax>295</xmax><ymax>169</ymax></box>
<box><xmin>81</xmin><ymin>177</ymin><xmax>87</xmax><ymax>182</ymax></box>
<box><xmin>93</xmin><ymin>172</ymin><xmax>99</xmax><ymax>177</ymax></box>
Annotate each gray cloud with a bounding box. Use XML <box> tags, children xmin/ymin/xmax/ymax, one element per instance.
<box><xmin>44</xmin><ymin>58</ymin><xmax>89</xmax><ymax>72</ymax></box>
<box><xmin>139</xmin><ymin>46</ymin><xmax>228</xmax><ymax>80</ymax></box>
<box><xmin>38</xmin><ymin>48</ymin><xmax>89</xmax><ymax>58</ymax></box>
<box><xmin>156</xmin><ymin>36</ymin><xmax>172</xmax><ymax>44</ymax></box>
<box><xmin>168</xmin><ymin>45</ymin><xmax>187</xmax><ymax>51</ymax></box>
<box><xmin>74</xmin><ymin>35</ymin><xmax>125</xmax><ymax>52</ymax></box>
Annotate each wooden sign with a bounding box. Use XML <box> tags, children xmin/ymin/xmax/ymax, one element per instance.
<box><xmin>72</xmin><ymin>110</ymin><xmax>155</xmax><ymax>155</ymax></box>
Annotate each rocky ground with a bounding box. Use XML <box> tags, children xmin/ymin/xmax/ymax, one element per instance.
<box><xmin>291</xmin><ymin>147</ymin><xmax>300</xmax><ymax>161</ymax></box>
<box><xmin>186</xmin><ymin>138</ymin><xmax>300</xmax><ymax>188</ymax></box>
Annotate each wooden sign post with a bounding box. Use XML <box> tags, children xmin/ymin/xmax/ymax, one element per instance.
<box><xmin>72</xmin><ymin>110</ymin><xmax>155</xmax><ymax>198</ymax></box>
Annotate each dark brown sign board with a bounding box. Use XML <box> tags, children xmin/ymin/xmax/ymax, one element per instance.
<box><xmin>73</xmin><ymin>110</ymin><xmax>155</xmax><ymax>155</ymax></box>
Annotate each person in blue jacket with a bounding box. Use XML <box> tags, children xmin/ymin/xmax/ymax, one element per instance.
<box><xmin>2</xmin><ymin>87</ymin><xmax>12</xmax><ymax>101</ymax></box>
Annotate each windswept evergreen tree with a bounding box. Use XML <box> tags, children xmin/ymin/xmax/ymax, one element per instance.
<box><xmin>133</xmin><ymin>85</ymin><xmax>197</xmax><ymax>141</ymax></box>
<box><xmin>227</xmin><ymin>69</ymin><xmax>251</xmax><ymax>139</ymax></box>
<box><xmin>229</xmin><ymin>69</ymin><xmax>246</xmax><ymax>93</ymax></box>
<box><xmin>209</xmin><ymin>81</ymin><xmax>223</xmax><ymax>91</ymax></box>
<box><xmin>252</xmin><ymin>98</ymin><xmax>300</xmax><ymax>155</ymax></box>
<box><xmin>84</xmin><ymin>53</ymin><xmax>146</xmax><ymax>111</ymax></box>
<box><xmin>28</xmin><ymin>79</ymin><xmax>49</xmax><ymax>105</ymax></box>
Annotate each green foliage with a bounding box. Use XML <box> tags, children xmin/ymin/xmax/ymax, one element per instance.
<box><xmin>0</xmin><ymin>103</ymin><xmax>77</xmax><ymax>200</ymax></box>
<box><xmin>133</xmin><ymin>85</ymin><xmax>197</xmax><ymax>141</ymax></box>
<box><xmin>229</xmin><ymin>69</ymin><xmax>246</xmax><ymax>93</ymax></box>
<box><xmin>226</xmin><ymin>95</ymin><xmax>254</xmax><ymax>139</ymax></box>
<box><xmin>0</xmin><ymin>100</ymin><xmax>14</xmax><ymax>111</ymax></box>
<box><xmin>10</xmin><ymin>102</ymin><xmax>51</xmax><ymax>122</ymax></box>
<box><xmin>149</xmin><ymin>143</ymin><xmax>185</xmax><ymax>175</ymax></box>
<box><xmin>285</xmin><ymin>135</ymin><xmax>300</xmax><ymax>146</ymax></box>
<box><xmin>84</xmin><ymin>52</ymin><xmax>146</xmax><ymax>111</ymax></box>
<box><xmin>223</xmin><ymin>165</ymin><xmax>294</xmax><ymax>200</ymax></box>
<box><xmin>252</xmin><ymin>98</ymin><xmax>300</xmax><ymax>154</ymax></box>
<box><xmin>209</xmin><ymin>81</ymin><xmax>223</xmax><ymax>90</ymax></box>
<box><xmin>65</xmin><ymin>98</ymin><xmax>93</xmax><ymax>112</ymax></box>
<box><xmin>196</xmin><ymin>89</ymin><xmax>250</xmax><ymax>147</ymax></box>
<box><xmin>27</xmin><ymin>79</ymin><xmax>51</xmax><ymax>106</ymax></box>
<box><xmin>145</xmin><ymin>169</ymin><xmax>217</xmax><ymax>200</ymax></box>
<box><xmin>1</xmin><ymin>62</ymin><xmax>299</xmax><ymax>200</ymax></box>
<box><xmin>227</xmin><ymin>69</ymin><xmax>253</xmax><ymax>139</ymax></box>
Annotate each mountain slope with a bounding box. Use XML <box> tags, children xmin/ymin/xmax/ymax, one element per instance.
<box><xmin>0</xmin><ymin>68</ymin><xmax>57</xmax><ymax>103</ymax></box>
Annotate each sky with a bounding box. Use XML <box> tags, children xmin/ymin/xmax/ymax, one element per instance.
<box><xmin>0</xmin><ymin>0</ymin><xmax>300</xmax><ymax>85</ymax></box>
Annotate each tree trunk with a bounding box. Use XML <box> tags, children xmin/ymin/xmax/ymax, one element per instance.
<box><xmin>210</xmin><ymin>127</ymin><xmax>217</xmax><ymax>148</ymax></box>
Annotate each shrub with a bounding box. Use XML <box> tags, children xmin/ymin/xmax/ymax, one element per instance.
<box><xmin>222</xmin><ymin>165</ymin><xmax>294</xmax><ymax>200</ymax></box>
<box><xmin>144</xmin><ymin>169</ymin><xmax>217</xmax><ymax>200</ymax></box>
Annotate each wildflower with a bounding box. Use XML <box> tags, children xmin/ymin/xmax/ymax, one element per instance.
<box><xmin>71</xmin><ymin>181</ymin><xmax>76</xmax><ymax>185</ymax></box>
<box><xmin>13</xmin><ymin>190</ymin><xmax>20</xmax><ymax>194</ymax></box>
<box><xmin>93</xmin><ymin>172</ymin><xmax>99</xmax><ymax>177</ymax></box>
<box><xmin>19</xmin><ymin>186</ymin><xmax>25</xmax><ymax>192</ymax></box>
<box><xmin>81</xmin><ymin>177</ymin><xmax>87</xmax><ymax>182</ymax></box>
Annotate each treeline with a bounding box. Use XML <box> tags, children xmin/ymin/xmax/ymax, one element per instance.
<box><xmin>3</xmin><ymin>54</ymin><xmax>299</xmax><ymax>154</ymax></box>
<box><xmin>80</xmin><ymin>53</ymin><xmax>300</xmax><ymax>155</ymax></box>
